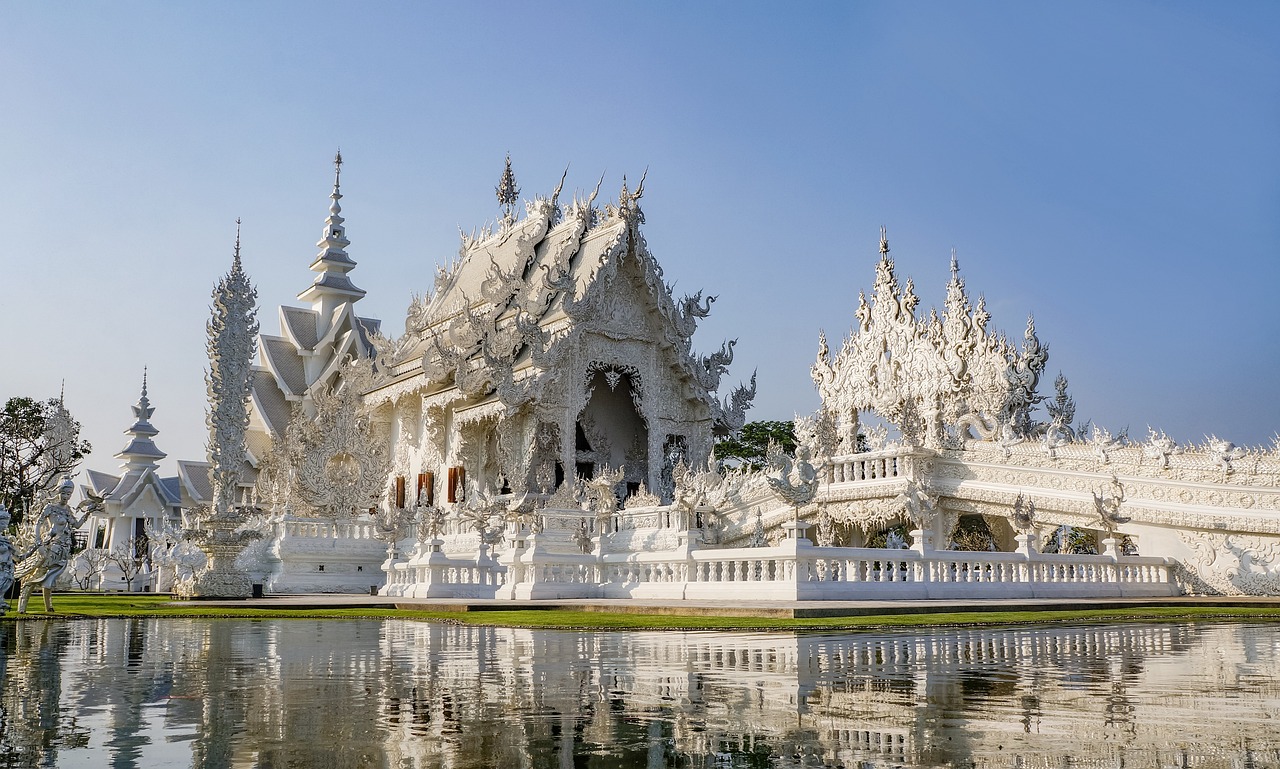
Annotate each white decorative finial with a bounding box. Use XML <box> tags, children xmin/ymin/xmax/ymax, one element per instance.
<box><xmin>950</xmin><ymin>247</ymin><xmax>959</xmax><ymax>278</ymax></box>
<box><xmin>330</xmin><ymin>150</ymin><xmax>344</xmax><ymax>216</ymax></box>
<box><xmin>233</xmin><ymin>218</ymin><xmax>242</xmax><ymax>268</ymax></box>
<box><xmin>496</xmin><ymin>153</ymin><xmax>519</xmax><ymax>221</ymax></box>
<box><xmin>142</xmin><ymin>366</ymin><xmax>148</xmax><ymax>398</ymax></box>
<box><xmin>879</xmin><ymin>226</ymin><xmax>889</xmax><ymax>256</ymax></box>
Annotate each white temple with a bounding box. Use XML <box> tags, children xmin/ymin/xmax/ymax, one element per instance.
<box><xmin>78</xmin><ymin>372</ymin><xmax>191</xmax><ymax>590</ymax></box>
<box><xmin>77</xmin><ymin>155</ymin><xmax>1280</xmax><ymax>599</ymax></box>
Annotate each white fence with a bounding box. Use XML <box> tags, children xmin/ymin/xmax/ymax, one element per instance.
<box><xmin>380</xmin><ymin>538</ymin><xmax>1177</xmax><ymax>601</ymax></box>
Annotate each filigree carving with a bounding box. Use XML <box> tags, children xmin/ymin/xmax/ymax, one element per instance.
<box><xmin>813</xmin><ymin>235</ymin><xmax>1054</xmax><ymax>450</ymax></box>
<box><xmin>766</xmin><ymin>443</ymin><xmax>820</xmax><ymax>510</ymax></box>
<box><xmin>266</xmin><ymin>359</ymin><xmax>391</xmax><ymax>521</ymax></box>
<box><xmin>1091</xmin><ymin>475</ymin><xmax>1130</xmax><ymax>536</ymax></box>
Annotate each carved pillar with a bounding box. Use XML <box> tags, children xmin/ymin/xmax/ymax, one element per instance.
<box><xmin>560</xmin><ymin>412</ymin><xmax>575</xmax><ymax>486</ymax></box>
<box><xmin>647</xmin><ymin>421</ymin><xmax>664</xmax><ymax>499</ymax></box>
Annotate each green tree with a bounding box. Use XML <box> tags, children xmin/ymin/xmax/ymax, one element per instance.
<box><xmin>0</xmin><ymin>396</ymin><xmax>91</xmax><ymax>525</ymax></box>
<box><xmin>713</xmin><ymin>420</ymin><xmax>797</xmax><ymax>471</ymax></box>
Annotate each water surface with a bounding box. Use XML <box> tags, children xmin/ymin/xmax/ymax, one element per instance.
<box><xmin>1</xmin><ymin>618</ymin><xmax>1277</xmax><ymax>767</ymax></box>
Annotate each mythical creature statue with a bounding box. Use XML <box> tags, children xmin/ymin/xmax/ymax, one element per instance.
<box><xmin>1142</xmin><ymin>429</ymin><xmax>1181</xmax><ymax>470</ymax></box>
<box><xmin>416</xmin><ymin>503</ymin><xmax>447</xmax><ymax>542</ymax></box>
<box><xmin>766</xmin><ymin>443</ymin><xmax>820</xmax><ymax>511</ymax></box>
<box><xmin>814</xmin><ymin>505</ymin><xmax>836</xmax><ymax>547</ymax></box>
<box><xmin>372</xmin><ymin>505</ymin><xmax>417</xmax><ymax>560</ymax></box>
<box><xmin>1205</xmin><ymin>437</ymin><xmax>1247</xmax><ymax>475</ymax></box>
<box><xmin>15</xmin><ymin>478</ymin><xmax>103</xmax><ymax>613</ymax></box>
<box><xmin>460</xmin><ymin>483</ymin><xmax>506</xmax><ymax>546</ymax></box>
<box><xmin>698</xmin><ymin>339</ymin><xmax>736</xmax><ymax>392</ymax></box>
<box><xmin>894</xmin><ymin>478</ymin><xmax>938</xmax><ymax>531</ymax></box>
<box><xmin>583</xmin><ymin>466</ymin><xmax>625</xmax><ymax>527</ymax></box>
<box><xmin>0</xmin><ymin>504</ymin><xmax>16</xmax><ymax>615</ymax></box>
<box><xmin>572</xmin><ymin>519</ymin><xmax>594</xmax><ymax>554</ymax></box>
<box><xmin>1011</xmin><ymin>493</ymin><xmax>1036</xmax><ymax>533</ymax></box>
<box><xmin>1092</xmin><ymin>475</ymin><xmax>1130</xmax><ymax>536</ymax></box>
<box><xmin>749</xmin><ymin>508</ymin><xmax>767</xmax><ymax>548</ymax></box>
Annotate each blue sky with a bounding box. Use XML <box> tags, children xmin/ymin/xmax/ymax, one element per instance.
<box><xmin>2</xmin><ymin>2</ymin><xmax>1277</xmax><ymax>475</ymax></box>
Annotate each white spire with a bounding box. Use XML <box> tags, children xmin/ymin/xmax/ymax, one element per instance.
<box><xmin>115</xmin><ymin>368</ymin><xmax>166</xmax><ymax>470</ymax></box>
<box><xmin>298</xmin><ymin>150</ymin><xmax>365</xmax><ymax>311</ymax></box>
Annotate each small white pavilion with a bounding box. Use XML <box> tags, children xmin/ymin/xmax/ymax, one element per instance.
<box><xmin>79</xmin><ymin>372</ymin><xmax>185</xmax><ymax>590</ymax></box>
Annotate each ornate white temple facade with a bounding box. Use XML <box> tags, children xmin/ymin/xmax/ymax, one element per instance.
<box><xmin>364</xmin><ymin>163</ymin><xmax>755</xmax><ymax>512</ymax></box>
<box><xmin>370</xmin><ymin>223</ymin><xmax>1280</xmax><ymax>601</ymax></box>
<box><xmin>82</xmin><ymin>155</ymin><xmax>1277</xmax><ymax>599</ymax></box>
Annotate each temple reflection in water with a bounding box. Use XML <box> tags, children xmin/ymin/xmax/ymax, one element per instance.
<box><xmin>1</xmin><ymin>619</ymin><xmax>1277</xmax><ymax>768</ymax></box>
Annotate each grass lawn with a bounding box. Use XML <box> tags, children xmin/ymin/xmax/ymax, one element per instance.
<box><xmin>4</xmin><ymin>594</ymin><xmax>1280</xmax><ymax>631</ymax></box>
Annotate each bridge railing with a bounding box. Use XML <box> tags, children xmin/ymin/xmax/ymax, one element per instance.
<box><xmin>383</xmin><ymin>538</ymin><xmax>1177</xmax><ymax>601</ymax></box>
<box><xmin>383</xmin><ymin>548</ymin><xmax>506</xmax><ymax>599</ymax></box>
<box><xmin>275</xmin><ymin>518</ymin><xmax>379</xmax><ymax>541</ymax></box>
<box><xmin>824</xmin><ymin>449</ymin><xmax>912</xmax><ymax>485</ymax></box>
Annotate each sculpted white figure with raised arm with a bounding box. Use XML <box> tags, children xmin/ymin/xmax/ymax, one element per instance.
<box><xmin>16</xmin><ymin>477</ymin><xmax>103</xmax><ymax>613</ymax></box>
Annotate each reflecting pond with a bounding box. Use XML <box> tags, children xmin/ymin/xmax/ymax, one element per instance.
<box><xmin>1</xmin><ymin>618</ymin><xmax>1278</xmax><ymax>768</ymax></box>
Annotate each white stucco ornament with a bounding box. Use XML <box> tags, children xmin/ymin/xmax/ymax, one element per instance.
<box><xmin>179</xmin><ymin>225</ymin><xmax>263</xmax><ymax>599</ymax></box>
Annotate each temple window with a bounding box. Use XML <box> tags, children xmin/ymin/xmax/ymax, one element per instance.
<box><xmin>417</xmin><ymin>472</ymin><xmax>434</xmax><ymax>506</ymax></box>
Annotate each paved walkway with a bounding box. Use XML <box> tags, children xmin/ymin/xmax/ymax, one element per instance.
<box><xmin>175</xmin><ymin>594</ymin><xmax>1280</xmax><ymax>618</ymax></box>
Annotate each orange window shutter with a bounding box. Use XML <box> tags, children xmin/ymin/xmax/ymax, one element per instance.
<box><xmin>419</xmin><ymin>472</ymin><xmax>434</xmax><ymax>506</ymax></box>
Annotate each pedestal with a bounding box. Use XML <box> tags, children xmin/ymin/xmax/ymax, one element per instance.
<box><xmin>1014</xmin><ymin>532</ymin><xmax>1038</xmax><ymax>556</ymax></box>
<box><xmin>910</xmin><ymin>528</ymin><xmax>935</xmax><ymax>554</ymax></box>
<box><xmin>781</xmin><ymin>520</ymin><xmax>812</xmax><ymax>547</ymax></box>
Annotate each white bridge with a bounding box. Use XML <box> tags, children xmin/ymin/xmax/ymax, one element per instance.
<box><xmin>374</xmin><ymin>435</ymin><xmax>1280</xmax><ymax>601</ymax></box>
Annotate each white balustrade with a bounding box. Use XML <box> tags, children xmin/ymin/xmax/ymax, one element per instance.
<box><xmin>388</xmin><ymin>540</ymin><xmax>1176</xmax><ymax>601</ymax></box>
<box><xmin>276</xmin><ymin>518</ymin><xmax>378</xmax><ymax>541</ymax></box>
<box><xmin>824</xmin><ymin>449</ymin><xmax>909</xmax><ymax>485</ymax></box>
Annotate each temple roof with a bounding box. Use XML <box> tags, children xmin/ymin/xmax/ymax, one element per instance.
<box><xmin>366</xmin><ymin>168</ymin><xmax>755</xmax><ymax>432</ymax></box>
<box><xmin>176</xmin><ymin>460</ymin><xmax>213</xmax><ymax>505</ymax></box>
<box><xmin>260</xmin><ymin>335</ymin><xmax>307</xmax><ymax>397</ymax></box>
<box><xmin>280</xmin><ymin>306</ymin><xmax>319</xmax><ymax>350</ymax></box>
<box><xmin>250</xmin><ymin>368</ymin><xmax>294</xmax><ymax>436</ymax></box>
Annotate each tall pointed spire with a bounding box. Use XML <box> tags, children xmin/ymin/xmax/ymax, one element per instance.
<box><xmin>116</xmin><ymin>367</ymin><xmax>166</xmax><ymax>470</ymax></box>
<box><xmin>298</xmin><ymin>150</ymin><xmax>366</xmax><ymax>311</ymax></box>
<box><xmin>233</xmin><ymin>218</ymin><xmax>242</xmax><ymax>269</ymax></box>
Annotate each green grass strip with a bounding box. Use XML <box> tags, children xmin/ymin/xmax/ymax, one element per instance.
<box><xmin>5</xmin><ymin>595</ymin><xmax>1280</xmax><ymax>632</ymax></box>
